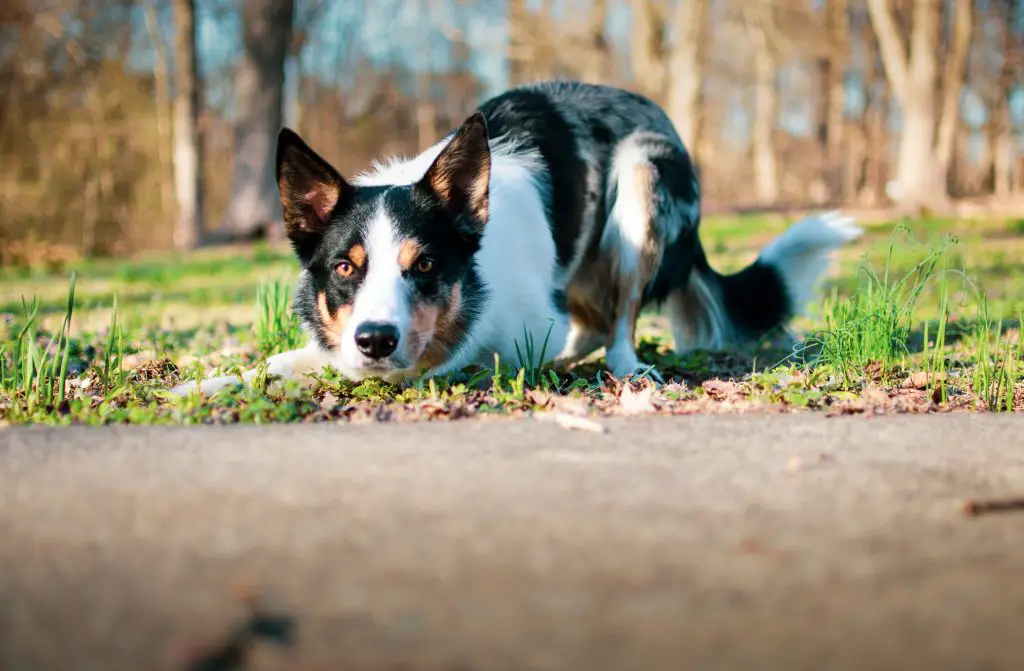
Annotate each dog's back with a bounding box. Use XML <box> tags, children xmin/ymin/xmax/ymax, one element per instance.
<box><xmin>471</xmin><ymin>82</ymin><xmax>860</xmax><ymax>378</ymax></box>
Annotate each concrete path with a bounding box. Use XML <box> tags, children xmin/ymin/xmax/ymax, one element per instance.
<box><xmin>1</xmin><ymin>414</ymin><xmax>1023</xmax><ymax>671</ymax></box>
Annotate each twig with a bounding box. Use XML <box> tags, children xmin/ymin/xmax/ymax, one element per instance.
<box><xmin>182</xmin><ymin>584</ymin><xmax>296</xmax><ymax>671</ymax></box>
<box><xmin>961</xmin><ymin>497</ymin><xmax>1024</xmax><ymax>517</ymax></box>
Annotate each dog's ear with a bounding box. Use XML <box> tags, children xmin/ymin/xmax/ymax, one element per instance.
<box><xmin>417</xmin><ymin>112</ymin><xmax>491</xmax><ymax>232</ymax></box>
<box><xmin>276</xmin><ymin>128</ymin><xmax>351</xmax><ymax>257</ymax></box>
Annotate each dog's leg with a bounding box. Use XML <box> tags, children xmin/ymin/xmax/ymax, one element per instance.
<box><xmin>551</xmin><ymin>322</ymin><xmax>604</xmax><ymax>369</ymax></box>
<box><xmin>600</xmin><ymin>134</ymin><xmax>696</xmax><ymax>382</ymax></box>
<box><xmin>169</xmin><ymin>344</ymin><xmax>331</xmax><ymax>397</ymax></box>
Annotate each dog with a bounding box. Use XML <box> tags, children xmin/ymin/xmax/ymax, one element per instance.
<box><xmin>170</xmin><ymin>81</ymin><xmax>861</xmax><ymax>397</ymax></box>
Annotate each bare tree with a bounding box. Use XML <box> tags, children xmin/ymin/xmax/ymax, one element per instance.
<box><xmin>749</xmin><ymin>4</ymin><xmax>780</xmax><ymax>205</ymax></box>
<box><xmin>867</xmin><ymin>0</ymin><xmax>972</xmax><ymax>212</ymax></box>
<box><xmin>145</xmin><ymin>0</ymin><xmax>174</xmax><ymax>226</ymax></box>
<box><xmin>630</xmin><ymin>0</ymin><xmax>665</xmax><ymax>97</ymax></box>
<box><xmin>581</xmin><ymin>0</ymin><xmax>609</xmax><ymax>83</ymax></box>
<box><xmin>665</xmin><ymin>0</ymin><xmax>709</xmax><ymax>153</ymax></box>
<box><xmin>817</xmin><ymin>0</ymin><xmax>848</xmax><ymax>202</ymax></box>
<box><xmin>932</xmin><ymin>0</ymin><xmax>972</xmax><ymax>195</ymax></box>
<box><xmin>171</xmin><ymin>0</ymin><xmax>204</xmax><ymax>250</ymax></box>
<box><xmin>218</xmin><ymin>0</ymin><xmax>295</xmax><ymax>241</ymax></box>
<box><xmin>507</xmin><ymin>0</ymin><xmax>530</xmax><ymax>86</ymax></box>
<box><xmin>991</xmin><ymin>0</ymin><xmax>1020</xmax><ymax>198</ymax></box>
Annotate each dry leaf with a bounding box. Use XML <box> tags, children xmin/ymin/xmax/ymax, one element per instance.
<box><xmin>526</xmin><ymin>389</ymin><xmax>552</xmax><ymax>408</ymax></box>
<box><xmin>702</xmin><ymin>378</ymin><xmax>742</xmax><ymax>401</ymax></box>
<box><xmin>537</xmin><ymin>411</ymin><xmax>608</xmax><ymax>433</ymax></box>
<box><xmin>902</xmin><ymin>371</ymin><xmax>946</xmax><ymax>389</ymax></box>
<box><xmin>320</xmin><ymin>392</ymin><xmax>340</xmax><ymax>411</ymax></box>
<box><xmin>620</xmin><ymin>385</ymin><xmax>657</xmax><ymax>415</ymax></box>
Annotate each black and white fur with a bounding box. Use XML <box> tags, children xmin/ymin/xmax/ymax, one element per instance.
<box><xmin>171</xmin><ymin>81</ymin><xmax>861</xmax><ymax>396</ymax></box>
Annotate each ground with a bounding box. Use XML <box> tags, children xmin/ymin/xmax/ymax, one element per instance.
<box><xmin>1</xmin><ymin>213</ymin><xmax>1022</xmax><ymax>424</ymax></box>
<box><xmin>3</xmin><ymin>217</ymin><xmax>1024</xmax><ymax>670</ymax></box>
<box><xmin>2</xmin><ymin>415</ymin><xmax>1024</xmax><ymax>670</ymax></box>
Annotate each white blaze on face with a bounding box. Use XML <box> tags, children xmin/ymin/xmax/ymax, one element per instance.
<box><xmin>339</xmin><ymin>202</ymin><xmax>414</xmax><ymax>368</ymax></box>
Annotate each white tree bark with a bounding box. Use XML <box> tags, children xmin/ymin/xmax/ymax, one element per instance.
<box><xmin>867</xmin><ymin>0</ymin><xmax>971</xmax><ymax>212</ymax></box>
<box><xmin>170</xmin><ymin>0</ymin><xmax>203</xmax><ymax>250</ymax></box>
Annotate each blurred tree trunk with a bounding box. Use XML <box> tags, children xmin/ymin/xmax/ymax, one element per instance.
<box><xmin>932</xmin><ymin>0</ymin><xmax>972</xmax><ymax>194</ymax></box>
<box><xmin>751</xmin><ymin>15</ymin><xmax>779</xmax><ymax>205</ymax></box>
<box><xmin>581</xmin><ymin>0</ymin><xmax>609</xmax><ymax>83</ymax></box>
<box><xmin>534</xmin><ymin>0</ymin><xmax>557</xmax><ymax>80</ymax></box>
<box><xmin>867</xmin><ymin>0</ymin><xmax>971</xmax><ymax>212</ymax></box>
<box><xmin>993</xmin><ymin>1</ymin><xmax>1017</xmax><ymax>199</ymax></box>
<box><xmin>170</xmin><ymin>0</ymin><xmax>203</xmax><ymax>251</ymax></box>
<box><xmin>508</xmin><ymin>0</ymin><xmax>529</xmax><ymax>86</ymax></box>
<box><xmin>630</xmin><ymin>0</ymin><xmax>665</xmax><ymax>98</ymax></box>
<box><xmin>218</xmin><ymin>0</ymin><xmax>294</xmax><ymax>241</ymax></box>
<box><xmin>415</xmin><ymin>0</ymin><xmax>437</xmax><ymax>151</ymax></box>
<box><xmin>665</xmin><ymin>0</ymin><xmax>708</xmax><ymax>155</ymax></box>
<box><xmin>145</xmin><ymin>2</ymin><xmax>174</xmax><ymax>231</ymax></box>
<box><xmin>817</xmin><ymin>0</ymin><xmax>848</xmax><ymax>203</ymax></box>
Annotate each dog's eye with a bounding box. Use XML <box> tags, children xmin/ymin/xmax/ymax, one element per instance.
<box><xmin>335</xmin><ymin>260</ymin><xmax>355</xmax><ymax>277</ymax></box>
<box><xmin>416</xmin><ymin>258</ymin><xmax>433</xmax><ymax>274</ymax></box>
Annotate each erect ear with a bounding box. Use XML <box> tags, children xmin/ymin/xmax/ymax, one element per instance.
<box><xmin>276</xmin><ymin>128</ymin><xmax>352</xmax><ymax>255</ymax></box>
<box><xmin>417</xmin><ymin>112</ymin><xmax>491</xmax><ymax>231</ymax></box>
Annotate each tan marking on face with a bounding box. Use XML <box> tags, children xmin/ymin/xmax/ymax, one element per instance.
<box><xmin>417</xmin><ymin>283</ymin><xmax>467</xmax><ymax>369</ymax></box>
<box><xmin>316</xmin><ymin>291</ymin><xmax>351</xmax><ymax>347</ymax></box>
<box><xmin>348</xmin><ymin>244</ymin><xmax>366</xmax><ymax>268</ymax></box>
<box><xmin>398</xmin><ymin>239</ymin><xmax>423</xmax><ymax>271</ymax></box>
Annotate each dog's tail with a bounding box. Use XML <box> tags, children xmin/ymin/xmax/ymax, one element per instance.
<box><xmin>668</xmin><ymin>211</ymin><xmax>863</xmax><ymax>352</ymax></box>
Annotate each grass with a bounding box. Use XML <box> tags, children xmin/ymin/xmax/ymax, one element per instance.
<box><xmin>1</xmin><ymin>215</ymin><xmax>1021</xmax><ymax>426</ymax></box>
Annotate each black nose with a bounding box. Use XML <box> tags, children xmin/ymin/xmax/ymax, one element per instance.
<box><xmin>354</xmin><ymin>322</ymin><xmax>400</xmax><ymax>360</ymax></box>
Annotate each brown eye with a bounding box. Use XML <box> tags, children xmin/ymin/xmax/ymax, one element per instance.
<box><xmin>335</xmin><ymin>260</ymin><xmax>354</xmax><ymax>277</ymax></box>
<box><xmin>416</xmin><ymin>258</ymin><xmax>433</xmax><ymax>273</ymax></box>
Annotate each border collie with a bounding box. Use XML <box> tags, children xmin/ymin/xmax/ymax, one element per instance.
<box><xmin>171</xmin><ymin>81</ymin><xmax>861</xmax><ymax>396</ymax></box>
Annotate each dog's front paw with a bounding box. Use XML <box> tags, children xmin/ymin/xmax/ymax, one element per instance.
<box><xmin>605</xmin><ymin>350</ymin><xmax>664</xmax><ymax>385</ymax></box>
<box><xmin>167</xmin><ymin>375</ymin><xmax>243</xmax><ymax>398</ymax></box>
<box><xmin>168</xmin><ymin>380</ymin><xmax>198</xmax><ymax>397</ymax></box>
<box><xmin>621</xmin><ymin>365</ymin><xmax>664</xmax><ymax>386</ymax></box>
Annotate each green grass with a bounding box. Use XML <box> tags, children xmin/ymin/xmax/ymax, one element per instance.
<box><xmin>1</xmin><ymin>215</ymin><xmax>1021</xmax><ymax>425</ymax></box>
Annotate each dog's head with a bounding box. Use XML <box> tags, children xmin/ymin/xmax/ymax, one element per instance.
<box><xmin>276</xmin><ymin>114</ymin><xmax>490</xmax><ymax>381</ymax></box>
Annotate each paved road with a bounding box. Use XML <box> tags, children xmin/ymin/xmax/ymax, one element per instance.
<box><xmin>2</xmin><ymin>414</ymin><xmax>1024</xmax><ymax>671</ymax></box>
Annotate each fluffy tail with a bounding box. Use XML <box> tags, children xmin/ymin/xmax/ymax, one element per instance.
<box><xmin>669</xmin><ymin>211</ymin><xmax>862</xmax><ymax>351</ymax></box>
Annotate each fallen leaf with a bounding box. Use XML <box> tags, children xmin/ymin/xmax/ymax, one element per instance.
<box><xmin>526</xmin><ymin>389</ymin><xmax>552</xmax><ymax>408</ymax></box>
<box><xmin>537</xmin><ymin>411</ymin><xmax>608</xmax><ymax>433</ymax></box>
<box><xmin>902</xmin><ymin>371</ymin><xmax>946</xmax><ymax>390</ymax></box>
<box><xmin>619</xmin><ymin>385</ymin><xmax>657</xmax><ymax>415</ymax></box>
<box><xmin>702</xmin><ymin>378</ymin><xmax>743</xmax><ymax>401</ymax></box>
<box><xmin>320</xmin><ymin>392</ymin><xmax>340</xmax><ymax>411</ymax></box>
<box><xmin>864</xmin><ymin>360</ymin><xmax>885</xmax><ymax>381</ymax></box>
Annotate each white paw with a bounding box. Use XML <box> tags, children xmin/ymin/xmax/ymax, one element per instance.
<box><xmin>167</xmin><ymin>375</ymin><xmax>243</xmax><ymax>397</ymax></box>
<box><xmin>167</xmin><ymin>381</ymin><xmax>197</xmax><ymax>397</ymax></box>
